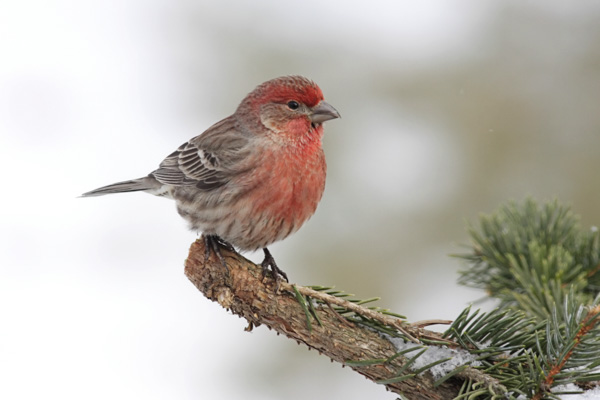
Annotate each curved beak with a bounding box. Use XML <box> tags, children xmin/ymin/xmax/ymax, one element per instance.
<box><xmin>310</xmin><ymin>101</ymin><xmax>341</xmax><ymax>124</ymax></box>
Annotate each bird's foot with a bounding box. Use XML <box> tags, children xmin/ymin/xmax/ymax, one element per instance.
<box><xmin>261</xmin><ymin>248</ymin><xmax>289</xmax><ymax>291</ymax></box>
<box><xmin>203</xmin><ymin>234</ymin><xmax>234</xmax><ymax>272</ymax></box>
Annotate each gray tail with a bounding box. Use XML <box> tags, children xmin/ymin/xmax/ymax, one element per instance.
<box><xmin>81</xmin><ymin>177</ymin><xmax>157</xmax><ymax>197</ymax></box>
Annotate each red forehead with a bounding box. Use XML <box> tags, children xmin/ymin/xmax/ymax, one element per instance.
<box><xmin>249</xmin><ymin>76</ymin><xmax>324</xmax><ymax>108</ymax></box>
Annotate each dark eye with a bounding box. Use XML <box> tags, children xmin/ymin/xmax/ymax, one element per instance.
<box><xmin>287</xmin><ymin>100</ymin><xmax>300</xmax><ymax>110</ymax></box>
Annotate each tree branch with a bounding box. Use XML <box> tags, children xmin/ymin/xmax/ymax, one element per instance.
<box><xmin>184</xmin><ymin>239</ymin><xmax>470</xmax><ymax>399</ymax></box>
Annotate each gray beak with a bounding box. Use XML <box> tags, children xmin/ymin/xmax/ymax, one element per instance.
<box><xmin>310</xmin><ymin>101</ymin><xmax>341</xmax><ymax>124</ymax></box>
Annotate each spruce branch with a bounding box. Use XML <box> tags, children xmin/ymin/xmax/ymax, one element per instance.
<box><xmin>457</xmin><ymin>198</ymin><xmax>600</xmax><ymax>312</ymax></box>
<box><xmin>537</xmin><ymin>303</ymin><xmax>600</xmax><ymax>393</ymax></box>
<box><xmin>184</xmin><ymin>239</ymin><xmax>491</xmax><ymax>400</ymax></box>
<box><xmin>280</xmin><ymin>283</ymin><xmax>453</xmax><ymax>343</ymax></box>
<box><xmin>455</xmin><ymin>198</ymin><xmax>600</xmax><ymax>398</ymax></box>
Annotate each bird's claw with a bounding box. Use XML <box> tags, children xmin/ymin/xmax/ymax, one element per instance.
<box><xmin>203</xmin><ymin>234</ymin><xmax>234</xmax><ymax>272</ymax></box>
<box><xmin>261</xmin><ymin>248</ymin><xmax>289</xmax><ymax>291</ymax></box>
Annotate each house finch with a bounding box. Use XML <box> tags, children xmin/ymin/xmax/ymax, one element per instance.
<box><xmin>82</xmin><ymin>75</ymin><xmax>340</xmax><ymax>281</ymax></box>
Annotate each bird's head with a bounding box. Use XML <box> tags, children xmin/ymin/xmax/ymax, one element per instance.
<box><xmin>237</xmin><ymin>76</ymin><xmax>340</xmax><ymax>144</ymax></box>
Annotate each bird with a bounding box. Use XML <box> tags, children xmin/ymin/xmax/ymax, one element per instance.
<box><xmin>82</xmin><ymin>75</ymin><xmax>340</xmax><ymax>282</ymax></box>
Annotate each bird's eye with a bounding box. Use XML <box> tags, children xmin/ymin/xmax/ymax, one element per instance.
<box><xmin>287</xmin><ymin>100</ymin><xmax>300</xmax><ymax>110</ymax></box>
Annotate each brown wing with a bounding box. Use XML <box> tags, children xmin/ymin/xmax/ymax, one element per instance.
<box><xmin>151</xmin><ymin>116</ymin><xmax>251</xmax><ymax>190</ymax></box>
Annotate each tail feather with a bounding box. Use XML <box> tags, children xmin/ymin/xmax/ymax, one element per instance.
<box><xmin>81</xmin><ymin>177</ymin><xmax>158</xmax><ymax>197</ymax></box>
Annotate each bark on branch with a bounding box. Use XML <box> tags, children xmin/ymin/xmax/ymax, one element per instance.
<box><xmin>184</xmin><ymin>239</ymin><xmax>468</xmax><ymax>399</ymax></box>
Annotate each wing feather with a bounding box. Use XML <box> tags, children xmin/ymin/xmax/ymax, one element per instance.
<box><xmin>151</xmin><ymin>116</ymin><xmax>251</xmax><ymax>191</ymax></box>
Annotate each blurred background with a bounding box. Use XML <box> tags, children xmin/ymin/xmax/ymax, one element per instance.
<box><xmin>2</xmin><ymin>0</ymin><xmax>600</xmax><ymax>399</ymax></box>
